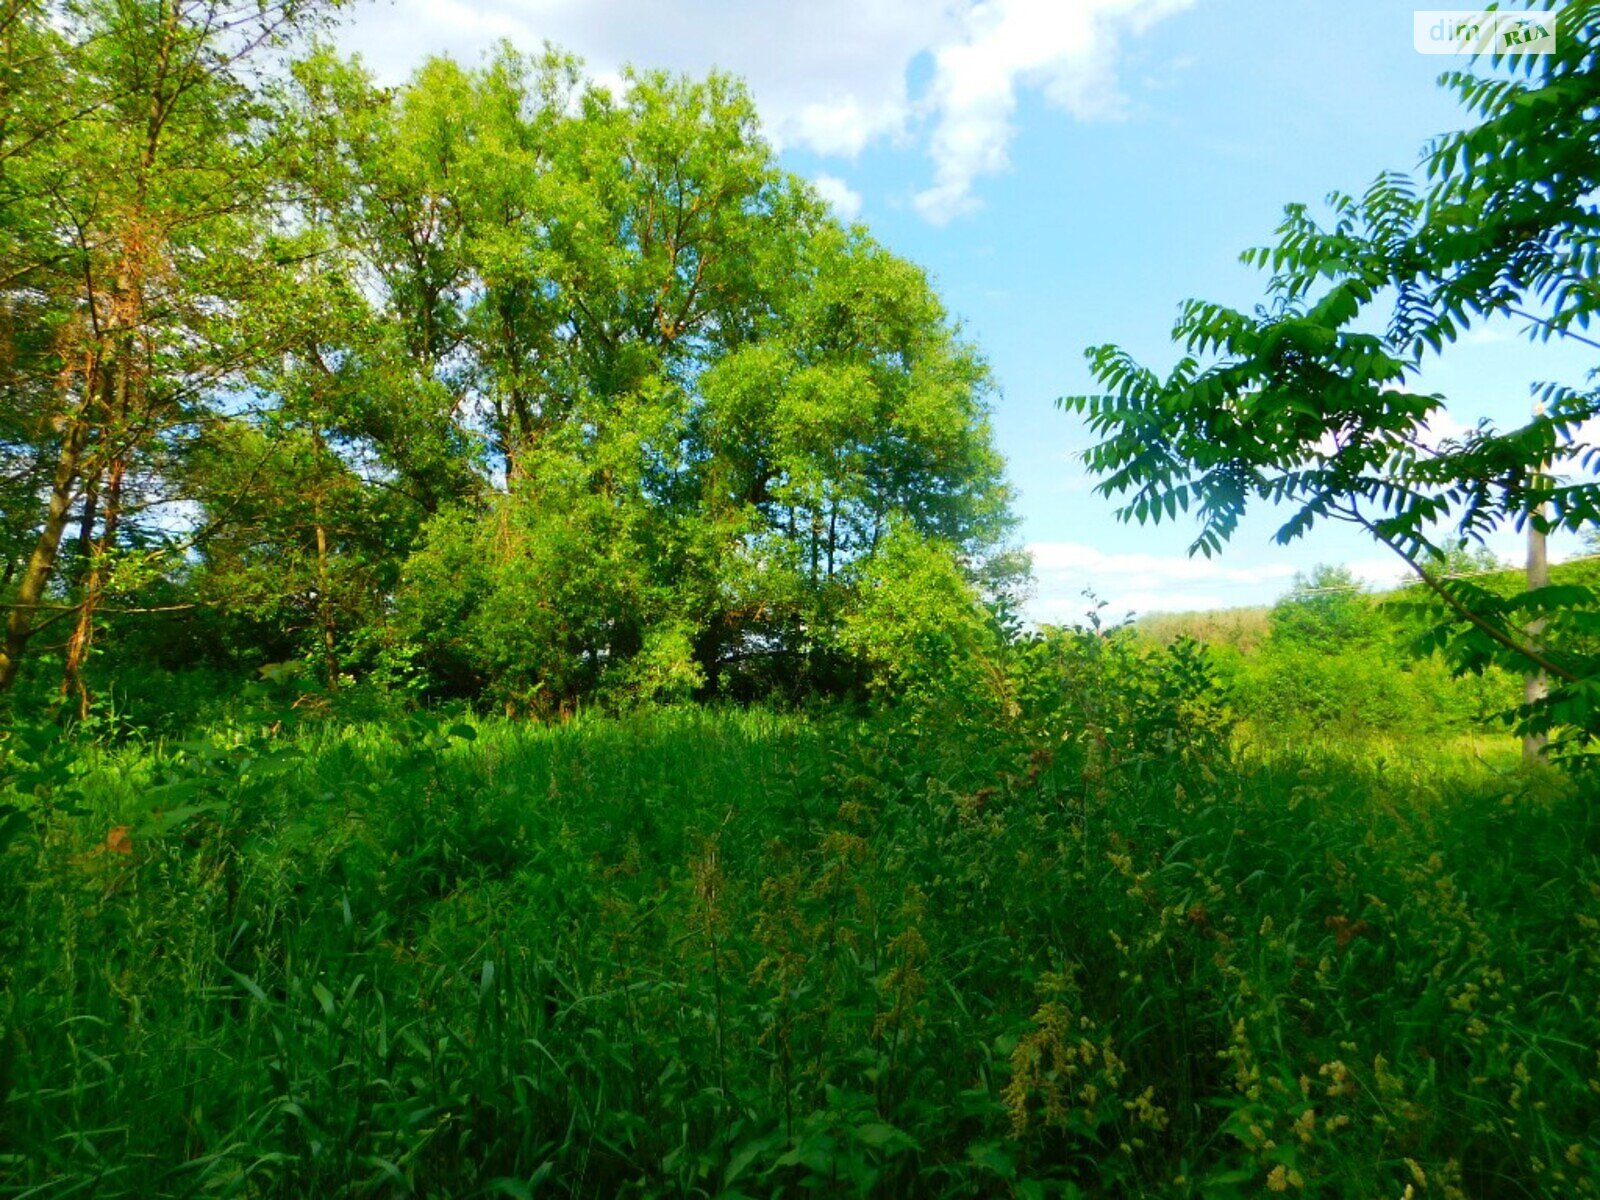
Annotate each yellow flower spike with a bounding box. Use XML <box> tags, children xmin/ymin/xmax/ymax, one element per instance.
<box><xmin>1294</xmin><ymin>1108</ymin><xmax>1316</xmax><ymax>1144</ymax></box>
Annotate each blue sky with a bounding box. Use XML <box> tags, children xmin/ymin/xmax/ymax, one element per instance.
<box><xmin>341</xmin><ymin>0</ymin><xmax>1592</xmax><ymax>622</ymax></box>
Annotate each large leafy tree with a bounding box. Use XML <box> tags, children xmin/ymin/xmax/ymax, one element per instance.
<box><xmin>1063</xmin><ymin>1</ymin><xmax>1600</xmax><ymax>752</ymax></box>
<box><xmin>0</xmin><ymin>2</ymin><xmax>71</xmax><ymax>636</ymax></box>
<box><xmin>0</xmin><ymin>0</ymin><xmax>341</xmax><ymax>703</ymax></box>
<box><xmin>236</xmin><ymin>49</ymin><xmax>1018</xmax><ymax>711</ymax></box>
<box><xmin>3</xmin><ymin>18</ymin><xmax>1018</xmax><ymax>712</ymax></box>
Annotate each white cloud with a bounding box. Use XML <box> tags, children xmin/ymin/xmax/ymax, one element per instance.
<box><xmin>341</xmin><ymin>0</ymin><xmax>948</xmax><ymax>151</ymax></box>
<box><xmin>1026</xmin><ymin>539</ymin><xmax>1299</xmax><ymax>622</ymax></box>
<box><xmin>812</xmin><ymin>173</ymin><xmax>864</xmax><ymax>221</ymax></box>
<box><xmin>1458</xmin><ymin>324</ymin><xmax>1517</xmax><ymax>347</ymax></box>
<box><xmin>340</xmin><ymin>0</ymin><xmax>1189</xmax><ymax>224</ymax></box>
<box><xmin>1416</xmin><ymin>408</ymin><xmax>1472</xmax><ymax>450</ymax></box>
<box><xmin>1030</xmin><ymin>540</ymin><xmax>1298</xmax><ymax>588</ymax></box>
<box><xmin>915</xmin><ymin>0</ymin><xmax>1193</xmax><ymax>223</ymax></box>
<box><xmin>1023</xmin><ymin>540</ymin><xmax>1506</xmax><ymax>625</ymax></box>
<box><xmin>1344</xmin><ymin>557</ymin><xmax>1408</xmax><ymax>591</ymax></box>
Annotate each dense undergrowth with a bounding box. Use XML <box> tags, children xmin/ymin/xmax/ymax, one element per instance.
<box><xmin>3</xmin><ymin>659</ymin><xmax>1597</xmax><ymax>1197</ymax></box>
<box><xmin>6</xmin><ymin>2</ymin><xmax>1600</xmax><ymax>1191</ymax></box>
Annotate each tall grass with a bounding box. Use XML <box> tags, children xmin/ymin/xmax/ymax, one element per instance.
<box><xmin>1</xmin><ymin>706</ymin><xmax>1597</xmax><ymax>1197</ymax></box>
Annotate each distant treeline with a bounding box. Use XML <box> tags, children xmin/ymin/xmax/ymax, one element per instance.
<box><xmin>1135</xmin><ymin>555</ymin><xmax>1600</xmax><ymax>740</ymax></box>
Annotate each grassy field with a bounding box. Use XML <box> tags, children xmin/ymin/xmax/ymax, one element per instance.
<box><xmin>2</xmin><ymin>705</ymin><xmax>1597</xmax><ymax>1198</ymax></box>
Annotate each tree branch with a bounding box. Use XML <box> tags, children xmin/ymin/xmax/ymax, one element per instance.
<box><xmin>1345</xmin><ymin>505</ymin><xmax>1578</xmax><ymax>683</ymax></box>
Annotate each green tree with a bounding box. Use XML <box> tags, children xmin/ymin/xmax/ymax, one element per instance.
<box><xmin>0</xmin><ymin>0</ymin><xmax>341</xmax><ymax>704</ymax></box>
<box><xmin>2</xmin><ymin>26</ymin><xmax>1018</xmax><ymax>711</ymax></box>
<box><xmin>1062</xmin><ymin>2</ymin><xmax>1600</xmax><ymax>751</ymax></box>
<box><xmin>1267</xmin><ymin>565</ymin><xmax>1382</xmax><ymax>654</ymax></box>
<box><xmin>309</xmin><ymin>52</ymin><xmax>1022</xmax><ymax>709</ymax></box>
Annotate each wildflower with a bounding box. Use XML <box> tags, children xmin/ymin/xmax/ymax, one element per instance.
<box><xmin>1319</xmin><ymin>1059</ymin><xmax>1356</xmax><ymax>1099</ymax></box>
<box><xmin>1265</xmin><ymin>1164</ymin><xmax>1303</xmax><ymax>1191</ymax></box>
<box><xmin>1294</xmin><ymin>1108</ymin><xmax>1316</xmax><ymax>1144</ymax></box>
<box><xmin>1125</xmin><ymin>1086</ymin><xmax>1169</xmax><ymax>1132</ymax></box>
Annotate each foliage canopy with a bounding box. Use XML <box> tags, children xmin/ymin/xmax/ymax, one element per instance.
<box><xmin>1063</xmin><ymin>1</ymin><xmax>1600</xmax><ymax>753</ymax></box>
<box><xmin>0</xmin><ymin>11</ymin><xmax>1018</xmax><ymax>713</ymax></box>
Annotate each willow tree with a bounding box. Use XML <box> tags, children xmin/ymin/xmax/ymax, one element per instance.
<box><xmin>261</xmin><ymin>49</ymin><xmax>1017</xmax><ymax>710</ymax></box>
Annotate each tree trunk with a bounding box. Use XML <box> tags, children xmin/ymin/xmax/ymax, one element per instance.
<box><xmin>314</xmin><ymin>514</ymin><xmax>339</xmax><ymax>691</ymax></box>
<box><xmin>61</xmin><ymin>319</ymin><xmax>138</xmax><ymax>712</ymax></box>
<box><xmin>0</xmin><ymin>387</ymin><xmax>92</xmax><ymax>692</ymax></box>
<box><xmin>74</xmin><ymin>466</ymin><xmax>102</xmax><ymax>582</ymax></box>
<box><xmin>61</xmin><ymin>454</ymin><xmax>123</xmax><ymax>716</ymax></box>
<box><xmin>1524</xmin><ymin>488</ymin><xmax>1550</xmax><ymax>763</ymax></box>
<box><xmin>306</xmin><ymin>422</ymin><xmax>341</xmax><ymax>690</ymax></box>
<box><xmin>826</xmin><ymin>503</ymin><xmax>837</xmax><ymax>580</ymax></box>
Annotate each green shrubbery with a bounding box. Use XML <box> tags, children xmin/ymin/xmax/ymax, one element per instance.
<box><xmin>4</xmin><ymin>630</ymin><xmax>1595</xmax><ymax>1198</ymax></box>
<box><xmin>1142</xmin><ymin>565</ymin><xmax>1524</xmax><ymax>745</ymax></box>
<box><xmin>1233</xmin><ymin>642</ymin><xmax>1507</xmax><ymax>740</ymax></box>
<box><xmin>4</xmin><ymin>2</ymin><xmax>1599</xmax><ymax>1193</ymax></box>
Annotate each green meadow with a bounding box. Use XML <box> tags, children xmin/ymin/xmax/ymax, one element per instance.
<box><xmin>6</xmin><ymin>0</ymin><xmax>1600</xmax><ymax>1195</ymax></box>
<box><xmin>4</xmin><ymin>677</ymin><xmax>1598</xmax><ymax>1197</ymax></box>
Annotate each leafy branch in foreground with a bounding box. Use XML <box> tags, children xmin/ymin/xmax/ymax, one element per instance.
<box><xmin>1062</xmin><ymin>1</ymin><xmax>1600</xmax><ymax>753</ymax></box>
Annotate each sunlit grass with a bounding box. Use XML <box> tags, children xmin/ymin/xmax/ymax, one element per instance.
<box><xmin>2</xmin><ymin>707</ymin><xmax>1596</xmax><ymax>1197</ymax></box>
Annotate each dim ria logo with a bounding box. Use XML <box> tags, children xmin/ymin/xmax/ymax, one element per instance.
<box><xmin>1414</xmin><ymin>10</ymin><xmax>1556</xmax><ymax>54</ymax></box>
